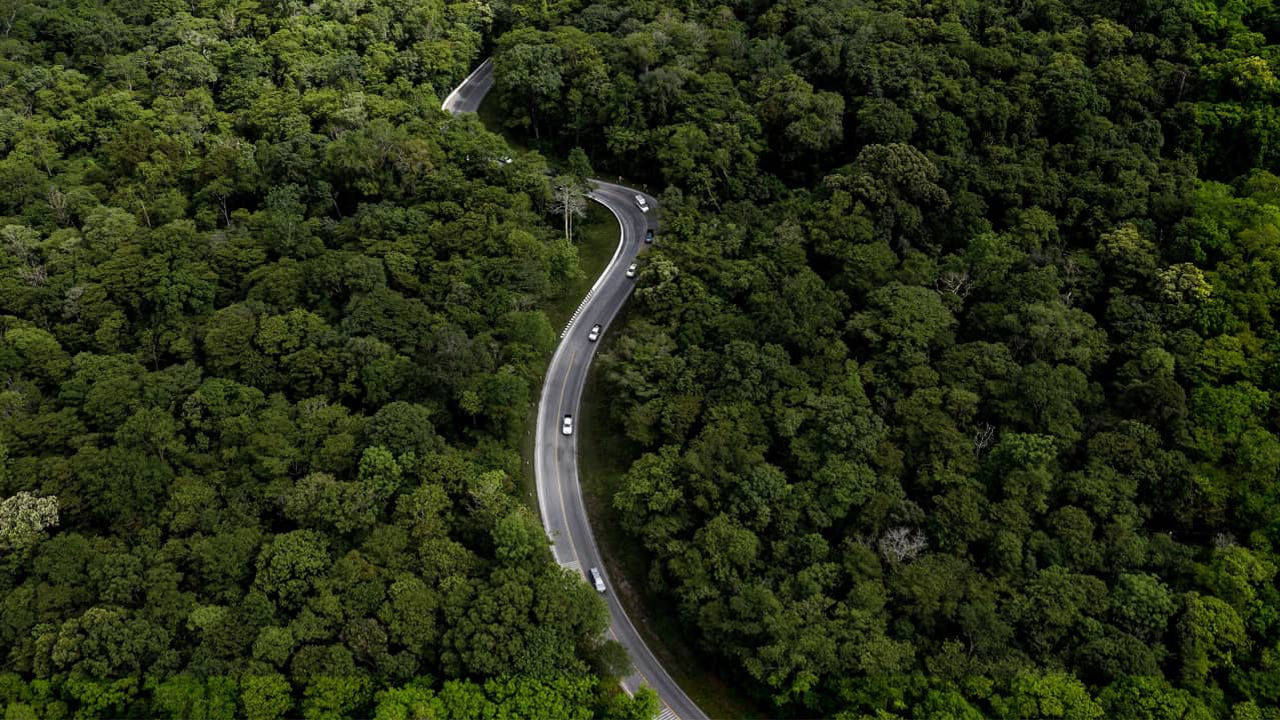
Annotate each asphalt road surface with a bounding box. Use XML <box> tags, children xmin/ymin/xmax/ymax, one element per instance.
<box><xmin>445</xmin><ymin>62</ymin><xmax>709</xmax><ymax>720</ymax></box>
<box><xmin>441</xmin><ymin>58</ymin><xmax>494</xmax><ymax>114</ymax></box>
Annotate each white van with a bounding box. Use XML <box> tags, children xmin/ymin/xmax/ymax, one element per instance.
<box><xmin>589</xmin><ymin>567</ymin><xmax>606</xmax><ymax>593</ymax></box>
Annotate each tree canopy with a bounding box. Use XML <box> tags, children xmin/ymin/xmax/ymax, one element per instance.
<box><xmin>0</xmin><ymin>1</ymin><xmax>651</xmax><ymax>717</ymax></box>
<box><xmin>482</xmin><ymin>0</ymin><xmax>1280</xmax><ymax>716</ymax></box>
<box><xmin>9</xmin><ymin>0</ymin><xmax>1280</xmax><ymax>716</ymax></box>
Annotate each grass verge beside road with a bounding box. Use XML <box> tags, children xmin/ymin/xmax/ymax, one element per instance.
<box><xmin>545</xmin><ymin>202</ymin><xmax>620</xmax><ymax>332</ymax></box>
<box><xmin>578</xmin><ymin>335</ymin><xmax>765</xmax><ymax>720</ymax></box>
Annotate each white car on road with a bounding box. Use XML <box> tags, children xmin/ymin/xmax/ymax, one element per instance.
<box><xmin>562</xmin><ymin>415</ymin><xmax>573</xmax><ymax>435</ymax></box>
<box><xmin>589</xmin><ymin>567</ymin><xmax>606</xmax><ymax>592</ymax></box>
<box><xmin>635</xmin><ymin>194</ymin><xmax>649</xmax><ymax>212</ymax></box>
<box><xmin>588</xmin><ymin>324</ymin><xmax>601</xmax><ymax>342</ymax></box>
<box><xmin>626</xmin><ymin>262</ymin><xmax>637</xmax><ymax>278</ymax></box>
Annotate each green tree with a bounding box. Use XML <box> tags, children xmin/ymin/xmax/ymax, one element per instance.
<box><xmin>0</xmin><ymin>492</ymin><xmax>58</xmax><ymax>554</ymax></box>
<box><xmin>240</xmin><ymin>675</ymin><xmax>293</xmax><ymax>720</ymax></box>
<box><xmin>255</xmin><ymin>531</ymin><xmax>330</xmax><ymax>610</ymax></box>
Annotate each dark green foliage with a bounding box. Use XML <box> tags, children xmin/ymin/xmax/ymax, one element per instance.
<box><xmin>0</xmin><ymin>672</ymin><xmax>655</xmax><ymax>719</ymax></box>
<box><xmin>483</xmin><ymin>0</ymin><xmax>1280</xmax><ymax>715</ymax></box>
<box><xmin>0</xmin><ymin>1</ymin><xmax>637</xmax><ymax>717</ymax></box>
<box><xmin>10</xmin><ymin>0</ymin><xmax>1280</xmax><ymax>715</ymax></box>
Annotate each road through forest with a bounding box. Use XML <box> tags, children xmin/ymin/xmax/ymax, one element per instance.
<box><xmin>444</xmin><ymin>60</ymin><xmax>709</xmax><ymax>720</ymax></box>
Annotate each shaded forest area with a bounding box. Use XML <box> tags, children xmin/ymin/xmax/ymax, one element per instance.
<box><xmin>0</xmin><ymin>0</ymin><xmax>658</xmax><ymax>718</ymax></box>
<box><xmin>488</xmin><ymin>0</ymin><xmax>1280</xmax><ymax>717</ymax></box>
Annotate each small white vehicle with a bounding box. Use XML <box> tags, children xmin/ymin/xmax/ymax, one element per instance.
<box><xmin>588</xmin><ymin>324</ymin><xmax>601</xmax><ymax>342</ymax></box>
<box><xmin>626</xmin><ymin>262</ymin><xmax>637</xmax><ymax>278</ymax></box>
<box><xmin>562</xmin><ymin>415</ymin><xmax>573</xmax><ymax>435</ymax></box>
<box><xmin>589</xmin><ymin>567</ymin><xmax>606</xmax><ymax>593</ymax></box>
<box><xmin>635</xmin><ymin>194</ymin><xmax>649</xmax><ymax>212</ymax></box>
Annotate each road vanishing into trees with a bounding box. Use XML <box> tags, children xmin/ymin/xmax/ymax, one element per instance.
<box><xmin>441</xmin><ymin>58</ymin><xmax>493</xmax><ymax>114</ymax></box>
<box><xmin>445</xmin><ymin>62</ymin><xmax>708</xmax><ymax>720</ymax></box>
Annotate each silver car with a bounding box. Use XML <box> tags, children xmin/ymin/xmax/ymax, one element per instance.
<box><xmin>589</xmin><ymin>567</ymin><xmax>606</xmax><ymax>593</ymax></box>
<box><xmin>626</xmin><ymin>262</ymin><xmax>637</xmax><ymax>278</ymax></box>
<box><xmin>588</xmin><ymin>324</ymin><xmax>601</xmax><ymax>342</ymax></box>
<box><xmin>634</xmin><ymin>194</ymin><xmax>649</xmax><ymax>212</ymax></box>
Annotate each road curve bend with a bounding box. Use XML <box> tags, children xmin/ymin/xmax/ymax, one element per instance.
<box><xmin>441</xmin><ymin>58</ymin><xmax>494</xmax><ymax>114</ymax></box>
<box><xmin>445</xmin><ymin>62</ymin><xmax>709</xmax><ymax>720</ymax></box>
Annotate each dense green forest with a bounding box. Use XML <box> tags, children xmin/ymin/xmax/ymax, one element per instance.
<box><xmin>0</xmin><ymin>0</ymin><xmax>661</xmax><ymax>717</ymax></box>
<box><xmin>487</xmin><ymin>0</ymin><xmax>1280</xmax><ymax>717</ymax></box>
<box><xmin>8</xmin><ymin>0</ymin><xmax>1280</xmax><ymax>717</ymax></box>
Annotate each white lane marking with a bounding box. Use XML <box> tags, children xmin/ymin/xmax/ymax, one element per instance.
<box><xmin>535</xmin><ymin>343</ymin><xmax>569</xmax><ymax>545</ymax></box>
<box><xmin>656</xmin><ymin>707</ymin><xmax>679</xmax><ymax>720</ymax></box>
<box><xmin>559</xmin><ymin>559</ymin><xmax>580</xmax><ymax>572</ymax></box>
<box><xmin>441</xmin><ymin>57</ymin><xmax>492</xmax><ymax>113</ymax></box>
<box><xmin>609</xmin><ymin>624</ymin><xmax>657</xmax><ymax>696</ymax></box>
<box><xmin>552</xmin><ymin>351</ymin><xmax>581</xmax><ymax>567</ymax></box>
<box><xmin>561</xmin><ymin>187</ymin><xmax>629</xmax><ymax>338</ymax></box>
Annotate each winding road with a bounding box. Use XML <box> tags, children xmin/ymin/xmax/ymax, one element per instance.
<box><xmin>445</xmin><ymin>61</ymin><xmax>709</xmax><ymax>720</ymax></box>
<box><xmin>441</xmin><ymin>57</ymin><xmax>494</xmax><ymax>114</ymax></box>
